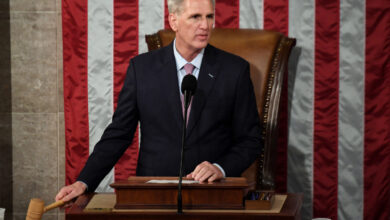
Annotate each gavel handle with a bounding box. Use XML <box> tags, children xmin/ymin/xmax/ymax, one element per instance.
<box><xmin>43</xmin><ymin>200</ymin><xmax>65</xmax><ymax>212</ymax></box>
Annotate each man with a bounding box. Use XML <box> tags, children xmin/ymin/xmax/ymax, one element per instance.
<box><xmin>56</xmin><ymin>0</ymin><xmax>262</xmax><ymax>202</ymax></box>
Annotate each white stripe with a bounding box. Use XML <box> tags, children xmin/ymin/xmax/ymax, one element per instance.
<box><xmin>338</xmin><ymin>0</ymin><xmax>365</xmax><ymax>219</ymax></box>
<box><xmin>138</xmin><ymin>0</ymin><xmax>165</xmax><ymax>54</ymax></box>
<box><xmin>239</xmin><ymin>0</ymin><xmax>264</xmax><ymax>29</ymax></box>
<box><xmin>288</xmin><ymin>0</ymin><xmax>315</xmax><ymax>219</ymax></box>
<box><xmin>88</xmin><ymin>0</ymin><xmax>114</xmax><ymax>192</ymax></box>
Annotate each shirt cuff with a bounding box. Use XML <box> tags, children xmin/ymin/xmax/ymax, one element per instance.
<box><xmin>213</xmin><ymin>163</ymin><xmax>226</xmax><ymax>177</ymax></box>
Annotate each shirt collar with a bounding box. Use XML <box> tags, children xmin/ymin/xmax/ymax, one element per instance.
<box><xmin>173</xmin><ymin>39</ymin><xmax>204</xmax><ymax>70</ymax></box>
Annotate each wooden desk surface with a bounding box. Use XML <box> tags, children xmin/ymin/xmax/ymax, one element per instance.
<box><xmin>66</xmin><ymin>193</ymin><xmax>302</xmax><ymax>220</ymax></box>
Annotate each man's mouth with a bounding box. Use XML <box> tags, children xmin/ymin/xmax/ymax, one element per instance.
<box><xmin>196</xmin><ymin>34</ymin><xmax>208</xmax><ymax>40</ymax></box>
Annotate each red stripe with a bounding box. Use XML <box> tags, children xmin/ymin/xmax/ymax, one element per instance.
<box><xmin>264</xmin><ymin>0</ymin><xmax>288</xmax><ymax>34</ymax></box>
<box><xmin>164</xmin><ymin>0</ymin><xmax>170</xmax><ymax>29</ymax></box>
<box><xmin>113</xmin><ymin>0</ymin><xmax>139</xmax><ymax>181</ymax></box>
<box><xmin>214</xmin><ymin>0</ymin><xmax>239</xmax><ymax>28</ymax></box>
<box><xmin>313</xmin><ymin>0</ymin><xmax>339</xmax><ymax>219</ymax></box>
<box><xmin>62</xmin><ymin>0</ymin><xmax>90</xmax><ymax>185</ymax></box>
<box><xmin>364</xmin><ymin>1</ymin><xmax>390</xmax><ymax>219</ymax></box>
<box><xmin>263</xmin><ymin>0</ymin><xmax>289</xmax><ymax>193</ymax></box>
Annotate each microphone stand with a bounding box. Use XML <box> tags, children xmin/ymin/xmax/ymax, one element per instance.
<box><xmin>178</xmin><ymin>90</ymin><xmax>190</xmax><ymax>214</ymax></box>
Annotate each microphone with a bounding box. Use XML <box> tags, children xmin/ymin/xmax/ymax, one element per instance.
<box><xmin>181</xmin><ymin>74</ymin><xmax>197</xmax><ymax>108</ymax></box>
<box><xmin>178</xmin><ymin>74</ymin><xmax>197</xmax><ymax>214</ymax></box>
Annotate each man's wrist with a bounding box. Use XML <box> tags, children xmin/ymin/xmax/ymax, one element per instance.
<box><xmin>75</xmin><ymin>181</ymin><xmax>88</xmax><ymax>191</ymax></box>
<box><xmin>213</xmin><ymin>163</ymin><xmax>226</xmax><ymax>177</ymax></box>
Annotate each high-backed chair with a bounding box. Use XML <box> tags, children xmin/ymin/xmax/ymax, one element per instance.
<box><xmin>146</xmin><ymin>29</ymin><xmax>296</xmax><ymax>190</ymax></box>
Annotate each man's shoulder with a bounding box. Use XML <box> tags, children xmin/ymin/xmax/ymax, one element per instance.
<box><xmin>132</xmin><ymin>43</ymin><xmax>172</xmax><ymax>64</ymax></box>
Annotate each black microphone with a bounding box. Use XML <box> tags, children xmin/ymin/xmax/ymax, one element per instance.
<box><xmin>181</xmin><ymin>74</ymin><xmax>197</xmax><ymax>108</ymax></box>
<box><xmin>178</xmin><ymin>74</ymin><xmax>197</xmax><ymax>214</ymax></box>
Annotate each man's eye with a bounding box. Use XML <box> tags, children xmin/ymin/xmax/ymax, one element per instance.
<box><xmin>191</xmin><ymin>15</ymin><xmax>201</xmax><ymax>19</ymax></box>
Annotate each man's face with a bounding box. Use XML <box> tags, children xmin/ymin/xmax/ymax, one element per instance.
<box><xmin>169</xmin><ymin>0</ymin><xmax>214</xmax><ymax>54</ymax></box>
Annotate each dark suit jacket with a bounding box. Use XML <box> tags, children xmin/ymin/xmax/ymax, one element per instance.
<box><xmin>78</xmin><ymin>43</ymin><xmax>262</xmax><ymax>192</ymax></box>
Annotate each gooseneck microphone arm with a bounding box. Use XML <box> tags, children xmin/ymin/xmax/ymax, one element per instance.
<box><xmin>177</xmin><ymin>74</ymin><xmax>197</xmax><ymax>214</ymax></box>
<box><xmin>178</xmin><ymin>89</ymin><xmax>189</xmax><ymax>214</ymax></box>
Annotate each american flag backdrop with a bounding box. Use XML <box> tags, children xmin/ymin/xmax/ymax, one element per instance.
<box><xmin>62</xmin><ymin>0</ymin><xmax>390</xmax><ymax>219</ymax></box>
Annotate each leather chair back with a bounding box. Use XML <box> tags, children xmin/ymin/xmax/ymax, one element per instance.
<box><xmin>146</xmin><ymin>28</ymin><xmax>296</xmax><ymax>190</ymax></box>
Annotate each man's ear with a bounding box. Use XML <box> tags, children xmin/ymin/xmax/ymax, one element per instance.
<box><xmin>168</xmin><ymin>13</ymin><xmax>178</xmax><ymax>31</ymax></box>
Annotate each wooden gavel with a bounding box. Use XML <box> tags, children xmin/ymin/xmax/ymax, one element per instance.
<box><xmin>25</xmin><ymin>199</ymin><xmax>65</xmax><ymax>220</ymax></box>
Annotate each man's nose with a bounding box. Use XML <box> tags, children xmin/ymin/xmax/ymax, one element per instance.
<box><xmin>199</xmin><ymin>17</ymin><xmax>209</xmax><ymax>29</ymax></box>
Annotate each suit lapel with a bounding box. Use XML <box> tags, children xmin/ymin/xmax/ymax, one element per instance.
<box><xmin>160</xmin><ymin>43</ymin><xmax>184</xmax><ymax>130</ymax></box>
<box><xmin>186</xmin><ymin>45</ymin><xmax>220</xmax><ymax>138</ymax></box>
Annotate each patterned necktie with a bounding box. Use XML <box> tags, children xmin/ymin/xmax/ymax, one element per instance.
<box><xmin>182</xmin><ymin>63</ymin><xmax>195</xmax><ymax>124</ymax></box>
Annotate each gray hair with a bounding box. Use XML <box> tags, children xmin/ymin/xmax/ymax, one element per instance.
<box><xmin>167</xmin><ymin>0</ymin><xmax>215</xmax><ymax>14</ymax></box>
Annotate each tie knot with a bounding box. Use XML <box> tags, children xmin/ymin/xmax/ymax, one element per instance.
<box><xmin>183</xmin><ymin>63</ymin><xmax>195</xmax><ymax>75</ymax></box>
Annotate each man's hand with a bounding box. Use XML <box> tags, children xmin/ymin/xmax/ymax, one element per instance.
<box><xmin>55</xmin><ymin>181</ymin><xmax>87</xmax><ymax>202</ymax></box>
<box><xmin>186</xmin><ymin>161</ymin><xmax>224</xmax><ymax>182</ymax></box>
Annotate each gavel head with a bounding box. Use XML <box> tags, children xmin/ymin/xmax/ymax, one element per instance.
<box><xmin>26</xmin><ymin>198</ymin><xmax>44</xmax><ymax>220</ymax></box>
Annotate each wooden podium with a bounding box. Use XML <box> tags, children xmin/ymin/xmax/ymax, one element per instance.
<box><xmin>110</xmin><ymin>176</ymin><xmax>250</xmax><ymax>210</ymax></box>
<box><xmin>65</xmin><ymin>177</ymin><xmax>303</xmax><ymax>220</ymax></box>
